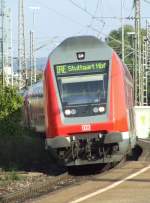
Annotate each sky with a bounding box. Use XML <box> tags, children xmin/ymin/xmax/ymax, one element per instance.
<box><xmin>6</xmin><ymin>0</ymin><xmax>150</xmax><ymax>58</ymax></box>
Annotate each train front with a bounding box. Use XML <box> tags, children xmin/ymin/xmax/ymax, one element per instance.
<box><xmin>44</xmin><ymin>36</ymin><xmax>129</xmax><ymax>166</ymax></box>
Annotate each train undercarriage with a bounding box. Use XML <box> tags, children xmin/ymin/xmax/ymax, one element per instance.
<box><xmin>53</xmin><ymin>133</ymin><xmax>129</xmax><ymax>166</ymax></box>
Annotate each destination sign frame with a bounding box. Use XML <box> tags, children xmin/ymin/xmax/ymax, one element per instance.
<box><xmin>54</xmin><ymin>60</ymin><xmax>109</xmax><ymax>76</ymax></box>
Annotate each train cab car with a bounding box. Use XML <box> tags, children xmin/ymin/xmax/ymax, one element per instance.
<box><xmin>44</xmin><ymin>36</ymin><xmax>136</xmax><ymax>166</ymax></box>
<box><xmin>24</xmin><ymin>81</ymin><xmax>45</xmax><ymax>133</ymax></box>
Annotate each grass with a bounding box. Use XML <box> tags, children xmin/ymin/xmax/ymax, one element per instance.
<box><xmin>6</xmin><ymin>171</ymin><xmax>21</xmax><ymax>181</ymax></box>
<box><xmin>0</xmin><ymin>171</ymin><xmax>21</xmax><ymax>182</ymax></box>
<box><xmin>0</xmin><ymin>171</ymin><xmax>25</xmax><ymax>190</ymax></box>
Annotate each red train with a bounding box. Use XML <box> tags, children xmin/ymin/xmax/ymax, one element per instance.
<box><xmin>24</xmin><ymin>36</ymin><xmax>137</xmax><ymax>166</ymax></box>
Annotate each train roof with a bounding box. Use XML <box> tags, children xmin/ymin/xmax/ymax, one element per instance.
<box><xmin>51</xmin><ymin>36</ymin><xmax>112</xmax><ymax>52</ymax></box>
<box><xmin>57</xmin><ymin>36</ymin><xmax>110</xmax><ymax>48</ymax></box>
<box><xmin>49</xmin><ymin>35</ymin><xmax>113</xmax><ymax>63</ymax></box>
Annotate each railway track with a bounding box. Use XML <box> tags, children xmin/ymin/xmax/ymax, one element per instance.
<box><xmin>0</xmin><ymin>172</ymin><xmax>70</xmax><ymax>203</ymax></box>
<box><xmin>0</xmin><ymin>161</ymin><xmax>124</xmax><ymax>203</ymax></box>
<box><xmin>0</xmin><ymin>162</ymin><xmax>129</xmax><ymax>203</ymax></box>
<box><xmin>0</xmin><ymin>143</ymin><xmax>144</xmax><ymax>203</ymax></box>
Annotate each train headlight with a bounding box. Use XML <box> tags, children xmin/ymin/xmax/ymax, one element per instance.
<box><xmin>99</xmin><ymin>106</ymin><xmax>105</xmax><ymax>113</ymax></box>
<box><xmin>71</xmin><ymin>109</ymin><xmax>77</xmax><ymax>115</ymax></box>
<box><xmin>65</xmin><ymin>109</ymin><xmax>71</xmax><ymax>116</ymax></box>
<box><xmin>93</xmin><ymin>107</ymin><xmax>99</xmax><ymax>113</ymax></box>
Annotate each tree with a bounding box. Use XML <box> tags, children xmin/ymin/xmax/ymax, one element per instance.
<box><xmin>107</xmin><ymin>24</ymin><xmax>146</xmax><ymax>75</ymax></box>
<box><xmin>0</xmin><ymin>86</ymin><xmax>23</xmax><ymax>136</ymax></box>
<box><xmin>107</xmin><ymin>25</ymin><xmax>135</xmax><ymax>74</ymax></box>
<box><xmin>107</xmin><ymin>24</ymin><xmax>149</xmax><ymax>104</ymax></box>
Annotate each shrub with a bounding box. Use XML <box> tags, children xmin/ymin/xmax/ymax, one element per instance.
<box><xmin>0</xmin><ymin>86</ymin><xmax>23</xmax><ymax>137</ymax></box>
<box><xmin>0</xmin><ymin>86</ymin><xmax>54</xmax><ymax>171</ymax></box>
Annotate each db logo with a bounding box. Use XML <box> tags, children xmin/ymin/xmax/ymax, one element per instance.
<box><xmin>81</xmin><ymin>124</ymin><xmax>91</xmax><ymax>132</ymax></box>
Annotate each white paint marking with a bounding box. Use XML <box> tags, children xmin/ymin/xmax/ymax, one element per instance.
<box><xmin>69</xmin><ymin>164</ymin><xmax>150</xmax><ymax>203</ymax></box>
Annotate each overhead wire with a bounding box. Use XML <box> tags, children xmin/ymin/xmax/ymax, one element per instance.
<box><xmin>86</xmin><ymin>0</ymin><xmax>100</xmax><ymax>34</ymax></box>
<box><xmin>124</xmin><ymin>0</ymin><xmax>150</xmax><ymax>19</ymax></box>
<box><xmin>34</xmin><ymin>0</ymin><xmax>84</xmax><ymax>28</ymax></box>
<box><xmin>68</xmin><ymin>0</ymin><xmax>93</xmax><ymax>17</ymax></box>
<box><xmin>33</xmin><ymin>0</ymin><xmax>106</xmax><ymax>39</ymax></box>
<box><xmin>27</xmin><ymin>0</ymin><xmax>139</xmax><ymax>56</ymax></box>
<box><xmin>127</xmin><ymin>0</ymin><xmax>135</xmax><ymax>18</ymax></box>
<box><xmin>68</xmin><ymin>0</ymin><xmax>106</xmax><ymax>37</ymax></box>
<box><xmin>68</xmin><ymin>0</ymin><xmax>105</xmax><ymax>25</ymax></box>
<box><xmin>96</xmin><ymin>0</ymin><xmax>106</xmax><ymax>38</ymax></box>
<box><xmin>32</xmin><ymin>0</ymin><xmax>96</xmax><ymax>40</ymax></box>
<box><xmin>90</xmin><ymin>25</ymin><xmax>145</xmax><ymax>59</ymax></box>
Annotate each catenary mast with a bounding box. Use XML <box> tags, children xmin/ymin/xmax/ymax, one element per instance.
<box><xmin>0</xmin><ymin>0</ymin><xmax>13</xmax><ymax>87</ymax></box>
<box><xmin>0</xmin><ymin>0</ymin><xmax>4</xmax><ymax>86</ymax></box>
<box><xmin>18</xmin><ymin>0</ymin><xmax>27</xmax><ymax>89</ymax></box>
<box><xmin>134</xmin><ymin>0</ymin><xmax>143</xmax><ymax>105</ymax></box>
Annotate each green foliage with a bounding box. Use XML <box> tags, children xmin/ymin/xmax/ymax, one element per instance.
<box><xmin>107</xmin><ymin>25</ymin><xmax>134</xmax><ymax>72</ymax></box>
<box><xmin>107</xmin><ymin>24</ymin><xmax>146</xmax><ymax>75</ymax></box>
<box><xmin>107</xmin><ymin>24</ymin><xmax>150</xmax><ymax>104</ymax></box>
<box><xmin>36</xmin><ymin>72</ymin><xmax>43</xmax><ymax>82</ymax></box>
<box><xmin>0</xmin><ymin>86</ymin><xmax>23</xmax><ymax>137</ymax></box>
<box><xmin>5</xmin><ymin>171</ymin><xmax>21</xmax><ymax>181</ymax></box>
<box><xmin>0</xmin><ymin>135</ymin><xmax>53</xmax><ymax>171</ymax></box>
<box><xmin>0</xmin><ymin>85</ymin><xmax>55</xmax><ymax>171</ymax></box>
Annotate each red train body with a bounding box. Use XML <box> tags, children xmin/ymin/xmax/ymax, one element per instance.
<box><xmin>44</xmin><ymin>53</ymin><xmax>132</xmax><ymax>136</ymax></box>
<box><xmin>25</xmin><ymin>36</ymin><xmax>136</xmax><ymax>166</ymax></box>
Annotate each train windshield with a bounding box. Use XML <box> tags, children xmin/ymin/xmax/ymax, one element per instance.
<box><xmin>58</xmin><ymin>74</ymin><xmax>108</xmax><ymax>106</ymax></box>
<box><xmin>55</xmin><ymin>61</ymin><xmax>109</xmax><ymax>107</ymax></box>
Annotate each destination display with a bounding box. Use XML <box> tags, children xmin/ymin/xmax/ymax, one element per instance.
<box><xmin>55</xmin><ymin>61</ymin><xmax>109</xmax><ymax>76</ymax></box>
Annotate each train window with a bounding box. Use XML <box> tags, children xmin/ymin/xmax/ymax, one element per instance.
<box><xmin>55</xmin><ymin>61</ymin><xmax>109</xmax><ymax>108</ymax></box>
<box><xmin>57</xmin><ymin>73</ymin><xmax>108</xmax><ymax>106</ymax></box>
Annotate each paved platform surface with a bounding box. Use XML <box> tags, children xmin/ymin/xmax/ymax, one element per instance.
<box><xmin>30</xmin><ymin>161</ymin><xmax>150</xmax><ymax>203</ymax></box>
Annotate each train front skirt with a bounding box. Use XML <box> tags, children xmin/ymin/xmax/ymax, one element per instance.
<box><xmin>45</xmin><ymin>132</ymin><xmax>131</xmax><ymax>166</ymax></box>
